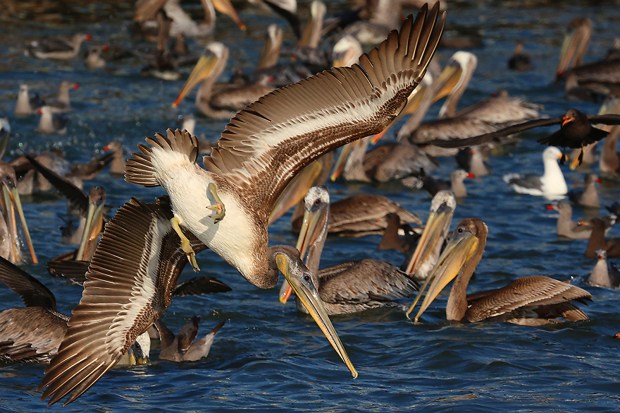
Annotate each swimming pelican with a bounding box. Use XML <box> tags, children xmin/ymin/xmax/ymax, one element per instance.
<box><xmin>408</xmin><ymin>218</ymin><xmax>592</xmax><ymax>325</ymax></box>
<box><xmin>279</xmin><ymin>187</ymin><xmax>420</xmax><ymax>315</ymax></box>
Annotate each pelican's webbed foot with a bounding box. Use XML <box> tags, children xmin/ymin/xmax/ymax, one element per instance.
<box><xmin>206</xmin><ymin>182</ymin><xmax>226</xmax><ymax>223</ymax></box>
<box><xmin>171</xmin><ymin>216</ymin><xmax>200</xmax><ymax>272</ymax></box>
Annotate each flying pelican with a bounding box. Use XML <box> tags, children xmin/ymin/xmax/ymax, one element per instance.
<box><xmin>407</xmin><ymin>218</ymin><xmax>592</xmax><ymax>325</ymax></box>
<box><xmin>124</xmin><ymin>5</ymin><xmax>444</xmax><ymax>284</ymax></box>
<box><xmin>40</xmin><ymin>196</ymin><xmax>357</xmax><ymax>404</ymax></box>
<box><xmin>0</xmin><ymin>255</ymin><xmax>150</xmax><ymax>365</ymax></box>
<box><xmin>279</xmin><ymin>187</ymin><xmax>420</xmax><ymax>315</ymax></box>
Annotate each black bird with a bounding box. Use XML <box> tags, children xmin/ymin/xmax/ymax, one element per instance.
<box><xmin>429</xmin><ymin>109</ymin><xmax>620</xmax><ymax>165</ymax></box>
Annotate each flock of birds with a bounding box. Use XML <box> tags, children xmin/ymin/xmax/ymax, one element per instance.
<box><xmin>1</xmin><ymin>0</ymin><xmax>620</xmax><ymax>407</ymax></box>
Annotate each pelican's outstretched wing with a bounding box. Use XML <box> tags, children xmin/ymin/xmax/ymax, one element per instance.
<box><xmin>466</xmin><ymin>276</ymin><xmax>591</xmax><ymax>322</ymax></box>
<box><xmin>204</xmin><ymin>4</ymin><xmax>445</xmax><ymax>210</ymax></box>
<box><xmin>40</xmin><ymin>198</ymin><xmax>203</xmax><ymax>406</ymax></box>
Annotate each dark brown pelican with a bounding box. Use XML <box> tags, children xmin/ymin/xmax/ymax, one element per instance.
<box><xmin>503</xmin><ymin>147</ymin><xmax>567</xmax><ymax>199</ymax></box>
<box><xmin>585</xmin><ymin>218</ymin><xmax>620</xmax><ymax>259</ymax></box>
<box><xmin>155</xmin><ymin>318</ymin><xmax>225</xmax><ymax>362</ymax></box>
<box><xmin>0</xmin><ymin>255</ymin><xmax>149</xmax><ymax>365</ymax></box>
<box><xmin>408</xmin><ymin>218</ymin><xmax>591</xmax><ymax>325</ymax></box>
<box><xmin>0</xmin><ymin>162</ymin><xmax>37</xmax><ymax>265</ymax></box>
<box><xmin>279</xmin><ymin>187</ymin><xmax>419</xmax><ymax>315</ymax></box>
<box><xmin>172</xmin><ymin>42</ymin><xmax>275</xmax><ymax>119</ymax></box>
<box><xmin>588</xmin><ymin>249</ymin><xmax>620</xmax><ymax>289</ymax></box>
<box><xmin>507</xmin><ymin>40</ymin><xmax>532</xmax><ymax>72</ymax></box>
<box><xmin>41</xmin><ymin>197</ymin><xmax>357</xmax><ymax>404</ymax></box>
<box><xmin>26</xmin><ymin>33</ymin><xmax>91</xmax><ymax>60</ymax></box>
<box><xmin>430</xmin><ymin>109</ymin><xmax>620</xmax><ymax>165</ymax></box>
<box><xmin>292</xmin><ymin>194</ymin><xmax>422</xmax><ymax>238</ymax></box>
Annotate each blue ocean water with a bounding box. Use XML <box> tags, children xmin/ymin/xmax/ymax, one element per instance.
<box><xmin>0</xmin><ymin>1</ymin><xmax>619</xmax><ymax>411</ymax></box>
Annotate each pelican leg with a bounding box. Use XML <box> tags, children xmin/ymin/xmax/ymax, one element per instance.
<box><xmin>170</xmin><ymin>216</ymin><xmax>200</xmax><ymax>272</ymax></box>
<box><xmin>206</xmin><ymin>182</ymin><xmax>226</xmax><ymax>223</ymax></box>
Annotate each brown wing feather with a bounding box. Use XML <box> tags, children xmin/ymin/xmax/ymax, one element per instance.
<box><xmin>0</xmin><ymin>256</ymin><xmax>56</xmax><ymax>309</ymax></box>
<box><xmin>204</xmin><ymin>5</ymin><xmax>445</xmax><ymax>211</ymax></box>
<box><xmin>466</xmin><ymin>276</ymin><xmax>591</xmax><ymax>322</ymax></box>
<box><xmin>40</xmin><ymin>198</ymin><xmax>191</xmax><ymax>405</ymax></box>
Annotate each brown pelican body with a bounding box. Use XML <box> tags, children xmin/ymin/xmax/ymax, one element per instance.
<box><xmin>588</xmin><ymin>249</ymin><xmax>620</xmax><ymax>289</ymax></box>
<box><xmin>409</xmin><ymin>218</ymin><xmax>591</xmax><ymax>325</ymax></box>
<box><xmin>280</xmin><ymin>187</ymin><xmax>419</xmax><ymax>315</ymax></box>
<box><xmin>402</xmin><ymin>52</ymin><xmax>540</xmax><ymax>155</ymax></box>
<box><xmin>26</xmin><ymin>34</ymin><xmax>91</xmax><ymax>60</ymax></box>
<box><xmin>172</xmin><ymin>42</ymin><xmax>275</xmax><ymax>119</ymax></box>
<box><xmin>585</xmin><ymin>218</ymin><xmax>620</xmax><ymax>259</ymax></box>
<box><xmin>292</xmin><ymin>194</ymin><xmax>422</xmax><ymax>238</ymax></box>
<box><xmin>0</xmin><ymin>256</ymin><xmax>149</xmax><ymax>365</ymax></box>
<box><xmin>156</xmin><ymin>318</ymin><xmax>225</xmax><ymax>362</ymax></box>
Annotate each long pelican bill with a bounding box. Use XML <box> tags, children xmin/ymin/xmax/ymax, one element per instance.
<box><xmin>212</xmin><ymin>0</ymin><xmax>246</xmax><ymax>31</ymax></box>
<box><xmin>278</xmin><ymin>199</ymin><xmax>326</xmax><ymax>303</ymax></box>
<box><xmin>75</xmin><ymin>191</ymin><xmax>105</xmax><ymax>261</ymax></box>
<box><xmin>2</xmin><ymin>184</ymin><xmax>37</xmax><ymax>264</ymax></box>
<box><xmin>404</xmin><ymin>199</ymin><xmax>454</xmax><ymax>275</ymax></box>
<box><xmin>275</xmin><ymin>254</ymin><xmax>358</xmax><ymax>379</ymax></box>
<box><xmin>171</xmin><ymin>54</ymin><xmax>220</xmax><ymax>108</ymax></box>
<box><xmin>406</xmin><ymin>229</ymin><xmax>479</xmax><ymax>322</ymax></box>
<box><xmin>269</xmin><ymin>160</ymin><xmax>322</xmax><ymax>224</ymax></box>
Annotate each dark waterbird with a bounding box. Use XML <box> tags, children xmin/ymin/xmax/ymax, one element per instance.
<box><xmin>430</xmin><ymin>108</ymin><xmax>620</xmax><ymax>165</ymax></box>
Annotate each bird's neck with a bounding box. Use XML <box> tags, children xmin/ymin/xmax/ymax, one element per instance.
<box><xmin>446</xmin><ymin>239</ymin><xmax>485</xmax><ymax>321</ymax></box>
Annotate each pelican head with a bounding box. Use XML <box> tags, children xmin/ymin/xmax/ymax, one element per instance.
<box><xmin>172</xmin><ymin>42</ymin><xmax>228</xmax><ymax>108</ymax></box>
<box><xmin>407</xmin><ymin>218</ymin><xmax>485</xmax><ymax>322</ymax></box>
<box><xmin>279</xmin><ymin>186</ymin><xmax>329</xmax><ymax>303</ymax></box>
<box><xmin>272</xmin><ymin>245</ymin><xmax>357</xmax><ymax>379</ymax></box>
<box><xmin>435</xmin><ymin>51</ymin><xmax>477</xmax><ymax>118</ymax></box>
<box><xmin>75</xmin><ymin>186</ymin><xmax>106</xmax><ymax>261</ymax></box>
<box><xmin>405</xmin><ymin>190</ymin><xmax>456</xmax><ymax>278</ymax></box>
